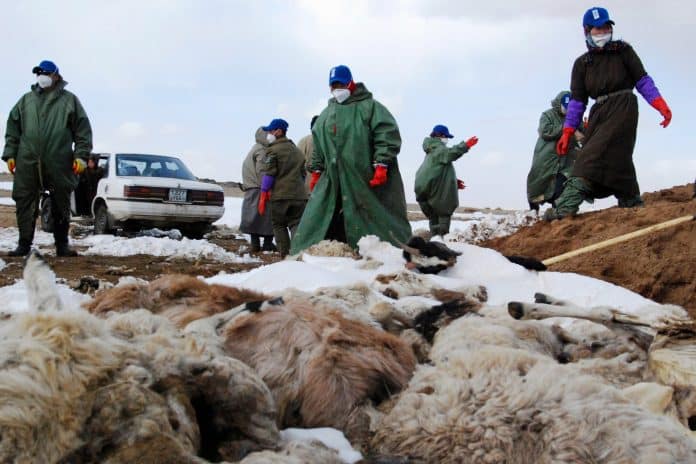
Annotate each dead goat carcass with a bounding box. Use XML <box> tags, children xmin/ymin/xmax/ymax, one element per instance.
<box><xmin>371</xmin><ymin>312</ymin><xmax>696</xmax><ymax>463</ymax></box>
<box><xmin>83</xmin><ymin>274</ymin><xmax>417</xmax><ymax>432</ymax></box>
<box><xmin>0</xmin><ymin>308</ymin><xmax>279</xmax><ymax>463</ymax></box>
<box><xmin>220</xmin><ymin>301</ymin><xmax>417</xmax><ymax>429</ymax></box>
<box><xmin>83</xmin><ymin>274</ymin><xmax>269</xmax><ymax>327</ymax></box>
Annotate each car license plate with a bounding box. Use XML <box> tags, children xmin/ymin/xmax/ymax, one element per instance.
<box><xmin>168</xmin><ymin>188</ymin><xmax>187</xmax><ymax>202</ymax></box>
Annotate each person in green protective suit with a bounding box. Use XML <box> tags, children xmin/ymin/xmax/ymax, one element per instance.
<box><xmin>526</xmin><ymin>91</ymin><xmax>583</xmax><ymax>211</ymax></box>
<box><xmin>290</xmin><ymin>65</ymin><xmax>411</xmax><ymax>254</ymax></box>
<box><xmin>414</xmin><ymin>125</ymin><xmax>479</xmax><ymax>236</ymax></box>
<box><xmin>2</xmin><ymin>60</ymin><xmax>92</xmax><ymax>256</ymax></box>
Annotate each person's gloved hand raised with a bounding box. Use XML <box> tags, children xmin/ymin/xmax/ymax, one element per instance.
<box><xmin>457</xmin><ymin>179</ymin><xmax>466</xmax><ymax>190</ymax></box>
<box><xmin>6</xmin><ymin>158</ymin><xmax>15</xmax><ymax>175</ymax></box>
<box><xmin>369</xmin><ymin>164</ymin><xmax>387</xmax><ymax>188</ymax></box>
<box><xmin>556</xmin><ymin>127</ymin><xmax>575</xmax><ymax>156</ymax></box>
<box><xmin>73</xmin><ymin>158</ymin><xmax>86</xmax><ymax>175</ymax></box>
<box><xmin>309</xmin><ymin>171</ymin><xmax>321</xmax><ymax>192</ymax></box>
<box><xmin>465</xmin><ymin>136</ymin><xmax>479</xmax><ymax>148</ymax></box>
<box><xmin>258</xmin><ymin>175</ymin><xmax>275</xmax><ymax>215</ymax></box>
<box><xmin>650</xmin><ymin>96</ymin><xmax>672</xmax><ymax>128</ymax></box>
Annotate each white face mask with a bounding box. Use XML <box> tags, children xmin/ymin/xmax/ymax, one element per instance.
<box><xmin>332</xmin><ymin>88</ymin><xmax>351</xmax><ymax>103</ymax></box>
<box><xmin>37</xmin><ymin>75</ymin><xmax>53</xmax><ymax>89</ymax></box>
<box><xmin>440</xmin><ymin>137</ymin><xmax>449</xmax><ymax>145</ymax></box>
<box><xmin>561</xmin><ymin>106</ymin><xmax>568</xmax><ymax>115</ymax></box>
<box><xmin>590</xmin><ymin>32</ymin><xmax>612</xmax><ymax>48</ymax></box>
<box><xmin>266</xmin><ymin>133</ymin><xmax>276</xmax><ymax>143</ymax></box>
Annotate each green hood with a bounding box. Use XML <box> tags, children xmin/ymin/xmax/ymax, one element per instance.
<box><xmin>422</xmin><ymin>136</ymin><xmax>445</xmax><ymax>153</ymax></box>
<box><xmin>551</xmin><ymin>90</ymin><xmax>570</xmax><ymax>115</ymax></box>
<box><xmin>254</xmin><ymin>126</ymin><xmax>268</xmax><ymax>146</ymax></box>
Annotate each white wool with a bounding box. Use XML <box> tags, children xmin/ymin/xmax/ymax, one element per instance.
<box><xmin>23</xmin><ymin>252</ymin><xmax>63</xmax><ymax>312</ymax></box>
<box><xmin>302</xmin><ymin>240</ymin><xmax>356</xmax><ymax>258</ymax></box>
<box><xmin>373</xmin><ymin>314</ymin><xmax>696</xmax><ymax>462</ymax></box>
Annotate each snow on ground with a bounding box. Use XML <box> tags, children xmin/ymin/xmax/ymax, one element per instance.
<box><xmin>0</xmin><ymin>279</ymin><xmax>90</xmax><ymax>314</ymax></box>
<box><xmin>209</xmin><ymin>235</ymin><xmax>675</xmax><ymax>320</ymax></box>
<box><xmin>280</xmin><ymin>428</ymin><xmax>362</xmax><ymax>463</ymax></box>
<box><xmin>78</xmin><ymin>234</ymin><xmax>258</xmax><ymax>263</ymax></box>
<box><xmin>0</xmin><ymin>197</ymin><xmax>14</xmax><ymax>206</ymax></box>
<box><xmin>411</xmin><ymin>210</ymin><xmax>537</xmax><ymax>244</ymax></box>
<box><xmin>0</xmin><ymin>226</ymin><xmax>258</xmax><ymax>263</ymax></box>
<box><xmin>0</xmin><ymin>181</ymin><xmax>13</xmax><ymax>190</ymax></box>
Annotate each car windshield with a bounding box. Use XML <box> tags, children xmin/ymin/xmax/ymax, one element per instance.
<box><xmin>115</xmin><ymin>154</ymin><xmax>197</xmax><ymax>180</ymax></box>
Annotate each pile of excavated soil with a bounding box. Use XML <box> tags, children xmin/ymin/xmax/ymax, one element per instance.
<box><xmin>482</xmin><ymin>183</ymin><xmax>696</xmax><ymax>314</ymax></box>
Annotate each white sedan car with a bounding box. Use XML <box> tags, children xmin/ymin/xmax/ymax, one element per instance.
<box><xmin>91</xmin><ymin>153</ymin><xmax>224</xmax><ymax>238</ymax></box>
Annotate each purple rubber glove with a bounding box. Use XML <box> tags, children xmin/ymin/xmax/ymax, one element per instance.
<box><xmin>636</xmin><ymin>75</ymin><xmax>661</xmax><ymax>104</ymax></box>
<box><xmin>260</xmin><ymin>175</ymin><xmax>275</xmax><ymax>192</ymax></box>
<box><xmin>563</xmin><ymin>99</ymin><xmax>586</xmax><ymax>130</ymax></box>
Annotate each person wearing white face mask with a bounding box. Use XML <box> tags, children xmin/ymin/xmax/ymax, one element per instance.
<box><xmin>545</xmin><ymin>7</ymin><xmax>673</xmax><ymax>221</ymax></box>
<box><xmin>414</xmin><ymin>125</ymin><xmax>478</xmax><ymax>237</ymax></box>
<box><xmin>257</xmin><ymin>118</ymin><xmax>308</xmax><ymax>257</ymax></box>
<box><xmin>290</xmin><ymin>64</ymin><xmax>412</xmax><ymax>254</ymax></box>
<box><xmin>2</xmin><ymin>59</ymin><xmax>93</xmax><ymax>257</ymax></box>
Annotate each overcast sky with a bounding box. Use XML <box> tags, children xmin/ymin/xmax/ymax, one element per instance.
<box><xmin>1</xmin><ymin>0</ymin><xmax>694</xmax><ymax>208</ymax></box>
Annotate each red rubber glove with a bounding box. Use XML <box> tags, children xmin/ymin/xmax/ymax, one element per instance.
<box><xmin>258</xmin><ymin>190</ymin><xmax>271</xmax><ymax>215</ymax></box>
<box><xmin>369</xmin><ymin>164</ymin><xmax>387</xmax><ymax>187</ymax></box>
<box><xmin>556</xmin><ymin>127</ymin><xmax>575</xmax><ymax>156</ymax></box>
<box><xmin>465</xmin><ymin>136</ymin><xmax>479</xmax><ymax>148</ymax></box>
<box><xmin>309</xmin><ymin>171</ymin><xmax>321</xmax><ymax>192</ymax></box>
<box><xmin>650</xmin><ymin>96</ymin><xmax>672</xmax><ymax>128</ymax></box>
<box><xmin>6</xmin><ymin>158</ymin><xmax>15</xmax><ymax>175</ymax></box>
<box><xmin>457</xmin><ymin>179</ymin><xmax>466</xmax><ymax>190</ymax></box>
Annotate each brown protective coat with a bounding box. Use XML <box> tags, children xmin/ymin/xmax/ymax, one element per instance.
<box><xmin>570</xmin><ymin>43</ymin><xmax>647</xmax><ymax>197</ymax></box>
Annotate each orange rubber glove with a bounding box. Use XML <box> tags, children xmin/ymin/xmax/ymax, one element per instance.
<box><xmin>309</xmin><ymin>171</ymin><xmax>321</xmax><ymax>192</ymax></box>
<box><xmin>465</xmin><ymin>136</ymin><xmax>479</xmax><ymax>148</ymax></box>
<box><xmin>73</xmin><ymin>158</ymin><xmax>86</xmax><ymax>175</ymax></box>
<box><xmin>369</xmin><ymin>164</ymin><xmax>388</xmax><ymax>188</ymax></box>
<box><xmin>457</xmin><ymin>179</ymin><xmax>466</xmax><ymax>190</ymax></box>
<box><xmin>650</xmin><ymin>96</ymin><xmax>672</xmax><ymax>128</ymax></box>
<box><xmin>556</xmin><ymin>127</ymin><xmax>575</xmax><ymax>156</ymax></box>
<box><xmin>258</xmin><ymin>190</ymin><xmax>271</xmax><ymax>215</ymax></box>
<box><xmin>6</xmin><ymin>158</ymin><xmax>15</xmax><ymax>175</ymax></box>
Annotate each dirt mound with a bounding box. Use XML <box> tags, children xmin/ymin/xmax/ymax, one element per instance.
<box><xmin>482</xmin><ymin>183</ymin><xmax>696</xmax><ymax>313</ymax></box>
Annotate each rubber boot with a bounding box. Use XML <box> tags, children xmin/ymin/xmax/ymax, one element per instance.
<box><xmin>250</xmin><ymin>234</ymin><xmax>261</xmax><ymax>252</ymax></box>
<box><xmin>54</xmin><ymin>218</ymin><xmax>77</xmax><ymax>257</ymax></box>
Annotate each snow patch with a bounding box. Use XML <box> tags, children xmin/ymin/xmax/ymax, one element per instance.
<box><xmin>80</xmin><ymin>234</ymin><xmax>258</xmax><ymax>263</ymax></box>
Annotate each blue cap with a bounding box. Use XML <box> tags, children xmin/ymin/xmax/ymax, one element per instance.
<box><xmin>561</xmin><ymin>92</ymin><xmax>571</xmax><ymax>110</ymax></box>
<box><xmin>329</xmin><ymin>65</ymin><xmax>352</xmax><ymax>86</ymax></box>
<box><xmin>431</xmin><ymin>124</ymin><xmax>454</xmax><ymax>138</ymax></box>
<box><xmin>583</xmin><ymin>7</ymin><xmax>615</xmax><ymax>28</ymax></box>
<box><xmin>262</xmin><ymin>118</ymin><xmax>289</xmax><ymax>132</ymax></box>
<box><xmin>32</xmin><ymin>60</ymin><xmax>59</xmax><ymax>74</ymax></box>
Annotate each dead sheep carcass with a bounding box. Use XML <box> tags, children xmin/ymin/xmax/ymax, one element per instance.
<box><xmin>0</xmin><ymin>303</ymin><xmax>279</xmax><ymax>463</ymax></box>
<box><xmin>84</xmin><ymin>274</ymin><xmax>417</xmax><ymax>431</ymax></box>
<box><xmin>371</xmin><ymin>311</ymin><xmax>696</xmax><ymax>463</ymax></box>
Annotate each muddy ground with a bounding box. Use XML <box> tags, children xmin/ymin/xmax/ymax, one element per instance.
<box><xmin>1</xmin><ymin>178</ymin><xmax>693</xmax><ymax>315</ymax></box>
<box><xmin>482</xmin><ymin>182</ymin><xmax>696</xmax><ymax>314</ymax></box>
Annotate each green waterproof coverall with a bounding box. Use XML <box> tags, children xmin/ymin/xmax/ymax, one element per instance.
<box><xmin>414</xmin><ymin>137</ymin><xmax>470</xmax><ymax>236</ymax></box>
<box><xmin>2</xmin><ymin>81</ymin><xmax>93</xmax><ymax>248</ymax></box>
<box><xmin>526</xmin><ymin>91</ymin><xmax>578</xmax><ymax>208</ymax></box>
<box><xmin>290</xmin><ymin>83</ymin><xmax>411</xmax><ymax>253</ymax></box>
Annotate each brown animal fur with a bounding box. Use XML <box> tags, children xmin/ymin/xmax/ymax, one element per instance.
<box><xmin>84</xmin><ymin>274</ymin><xmax>269</xmax><ymax>327</ymax></box>
<box><xmin>221</xmin><ymin>301</ymin><xmax>417</xmax><ymax>429</ymax></box>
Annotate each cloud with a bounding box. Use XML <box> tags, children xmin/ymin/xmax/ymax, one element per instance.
<box><xmin>117</xmin><ymin>122</ymin><xmax>146</xmax><ymax>138</ymax></box>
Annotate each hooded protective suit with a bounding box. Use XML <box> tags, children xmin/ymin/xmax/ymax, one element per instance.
<box><xmin>2</xmin><ymin>80</ymin><xmax>92</xmax><ymax>249</ymax></box>
<box><xmin>526</xmin><ymin>91</ymin><xmax>578</xmax><ymax>207</ymax></box>
<box><xmin>290</xmin><ymin>83</ymin><xmax>411</xmax><ymax>253</ymax></box>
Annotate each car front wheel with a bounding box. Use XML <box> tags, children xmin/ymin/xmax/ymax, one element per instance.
<box><xmin>94</xmin><ymin>204</ymin><xmax>113</xmax><ymax>235</ymax></box>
